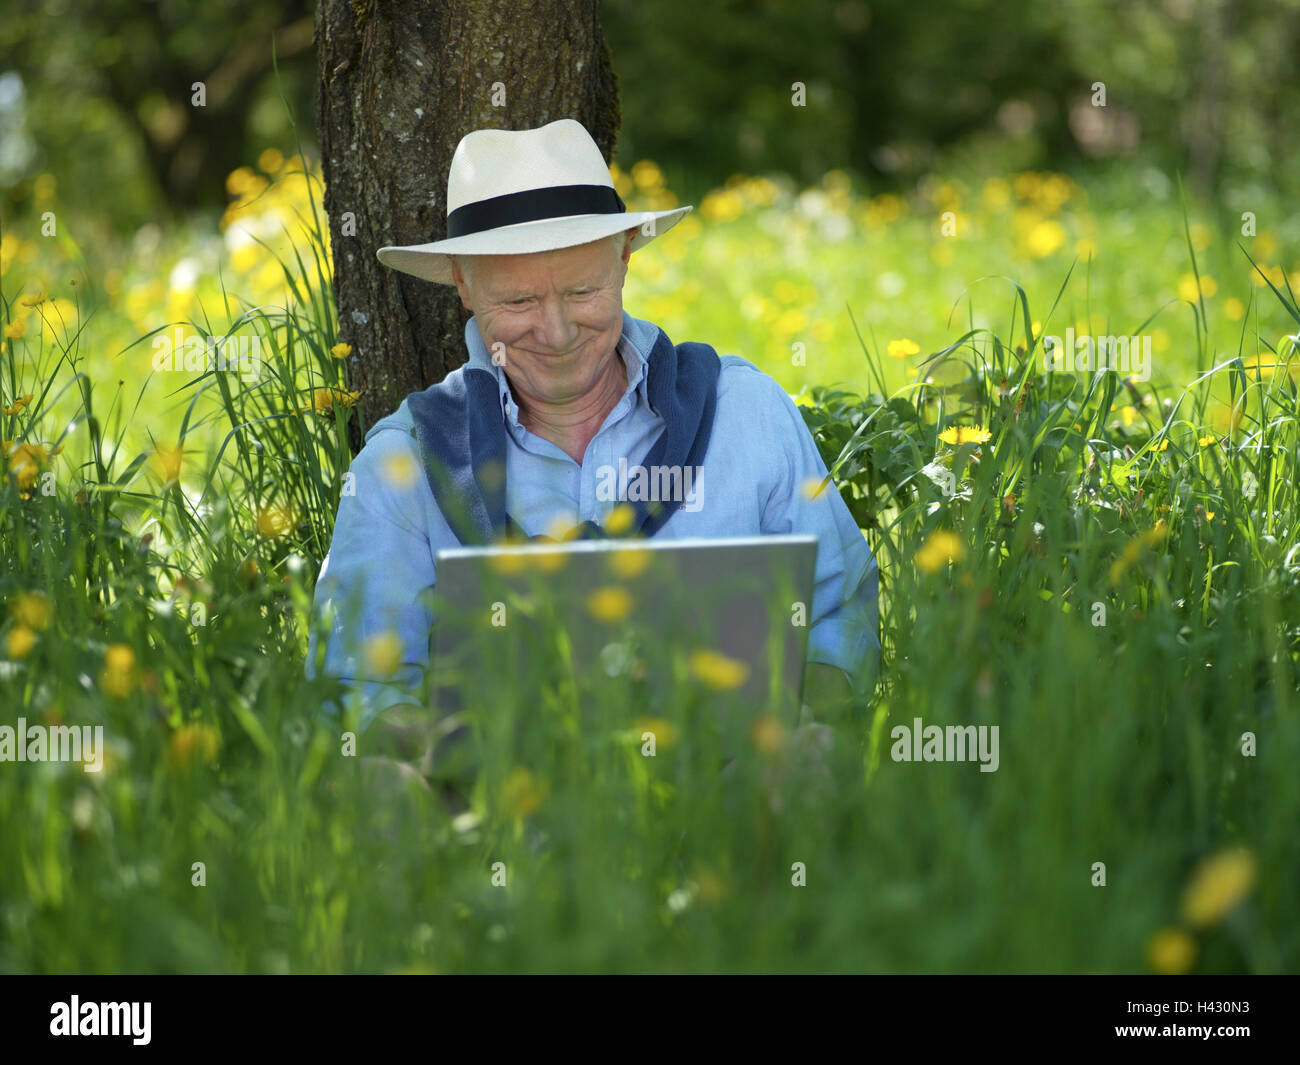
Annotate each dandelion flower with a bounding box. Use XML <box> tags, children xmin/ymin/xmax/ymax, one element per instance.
<box><xmin>1026</xmin><ymin>219</ymin><xmax>1066</xmax><ymax>258</ymax></box>
<box><xmin>362</xmin><ymin>631</ymin><xmax>403</xmax><ymax>677</ymax></box>
<box><xmin>1181</xmin><ymin>847</ymin><xmax>1257</xmax><ymax>928</ymax></box>
<box><xmin>635</xmin><ymin>716</ymin><xmax>677</xmax><ymax>750</ymax></box>
<box><xmin>688</xmin><ymin>648</ymin><xmax>749</xmax><ymax>691</ymax></box>
<box><xmin>751</xmin><ymin>714</ymin><xmax>786</xmax><ymax>753</ymax></box>
<box><xmin>587</xmin><ymin>585</ymin><xmax>634</xmax><ymax>622</ymax></box>
<box><xmin>256</xmin><ymin>503</ymin><xmax>298</xmax><ymax>539</ymax></box>
<box><xmin>938</xmin><ymin>426</ymin><xmax>992</xmax><ymax>446</ymax></box>
<box><xmin>100</xmin><ymin>643</ymin><xmax>136</xmax><ymax>698</ymax></box>
<box><xmin>380</xmin><ymin>450</ymin><xmax>419</xmax><ymax>490</ymax></box>
<box><xmin>2</xmin><ymin>440</ymin><xmax>63</xmax><ymax>497</ymax></box>
<box><xmin>166</xmin><ymin>723</ymin><xmax>221</xmax><ymax>772</ymax></box>
<box><xmin>149</xmin><ymin>443</ymin><xmax>185</xmax><ymax>486</ymax></box>
<box><xmin>1146</xmin><ymin>928</ymin><xmax>1196</xmax><ymax>974</ymax></box>
<box><xmin>916</xmin><ymin>530</ymin><xmax>965</xmax><ymax>573</ymax></box>
<box><xmin>602</xmin><ymin>503</ymin><xmax>637</xmax><ymax>536</ymax></box>
<box><xmin>6</xmin><ymin>625</ymin><xmax>37</xmax><ymax>659</ymax></box>
<box><xmin>607</xmin><ymin>546</ymin><xmax>652</xmax><ymax>580</ymax></box>
<box><xmin>801</xmin><ymin>475</ymin><xmax>829</xmax><ymax>500</ymax></box>
<box><xmin>300</xmin><ymin>387</ymin><xmax>362</xmax><ymax>415</ymax></box>
<box><xmin>12</xmin><ymin>591</ymin><xmax>53</xmax><ymax>630</ymax></box>
<box><xmin>500</xmin><ymin>766</ymin><xmax>544</xmax><ymax>818</ymax></box>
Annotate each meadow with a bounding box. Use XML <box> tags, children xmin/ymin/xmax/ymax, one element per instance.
<box><xmin>0</xmin><ymin>148</ymin><xmax>1295</xmax><ymax>972</ymax></box>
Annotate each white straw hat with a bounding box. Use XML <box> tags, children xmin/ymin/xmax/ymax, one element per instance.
<box><xmin>376</xmin><ymin>118</ymin><xmax>692</xmax><ymax>285</ymax></box>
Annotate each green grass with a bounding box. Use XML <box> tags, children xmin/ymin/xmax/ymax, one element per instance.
<box><xmin>0</xmin><ymin>151</ymin><xmax>1297</xmax><ymax>972</ymax></box>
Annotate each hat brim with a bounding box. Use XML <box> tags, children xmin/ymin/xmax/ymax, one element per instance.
<box><xmin>376</xmin><ymin>206</ymin><xmax>692</xmax><ymax>285</ymax></box>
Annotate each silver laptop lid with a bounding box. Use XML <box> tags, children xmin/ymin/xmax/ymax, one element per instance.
<box><xmin>429</xmin><ymin>534</ymin><xmax>818</xmax><ymax>721</ymax></box>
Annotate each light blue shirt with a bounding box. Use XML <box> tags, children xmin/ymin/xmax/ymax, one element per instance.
<box><xmin>307</xmin><ymin>310</ymin><xmax>880</xmax><ymax>730</ymax></box>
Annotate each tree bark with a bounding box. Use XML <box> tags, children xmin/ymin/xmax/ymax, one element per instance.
<box><xmin>315</xmin><ymin>0</ymin><xmax>621</xmax><ymax>457</ymax></box>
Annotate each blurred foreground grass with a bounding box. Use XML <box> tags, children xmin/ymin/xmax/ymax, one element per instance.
<box><xmin>0</xmin><ymin>152</ymin><xmax>1296</xmax><ymax>972</ymax></box>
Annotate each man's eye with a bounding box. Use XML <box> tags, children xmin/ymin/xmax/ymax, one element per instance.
<box><xmin>507</xmin><ymin>298</ymin><xmax>532</xmax><ymax>307</ymax></box>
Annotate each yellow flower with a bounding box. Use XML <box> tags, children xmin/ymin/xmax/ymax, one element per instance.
<box><xmin>544</xmin><ymin>515</ymin><xmax>584</xmax><ymax>542</ymax></box>
<box><xmin>801</xmin><ymin>474</ymin><xmax>829</xmax><ymax>500</ymax></box>
<box><xmin>587</xmin><ymin>585</ymin><xmax>634</xmax><ymax>622</ymax></box>
<box><xmin>1156</xmin><ymin>439</ymin><xmax>1170</xmax><ymax>451</ymax></box>
<box><xmin>380</xmin><ymin>450</ymin><xmax>419</xmax><ymax>489</ymax></box>
<box><xmin>362</xmin><ymin>631</ymin><xmax>403</xmax><ymax>678</ymax></box>
<box><xmin>1121</xmin><ymin>405</ymin><xmax>1138</xmax><ymax>427</ymax></box>
<box><xmin>635</xmin><ymin>716</ymin><xmax>678</xmax><ymax>750</ymax></box>
<box><xmin>1198</xmin><ymin>434</ymin><xmax>1216</xmax><ymax>448</ymax></box>
<box><xmin>1178</xmin><ymin>274</ymin><xmax>1217</xmax><ymax>302</ymax></box>
<box><xmin>1180</xmin><ymin>847</ymin><xmax>1257</xmax><ymax>928</ymax></box>
<box><xmin>166</xmin><ymin>723</ymin><xmax>221</xmax><ymax>772</ymax></box>
<box><xmin>3</xmin><ymin>320</ymin><xmax>26</xmax><ymax>339</ymax></box>
<box><xmin>2</xmin><ymin>393</ymin><xmax>34</xmax><ymax>415</ymax></box>
<box><xmin>938</xmin><ymin>426</ymin><xmax>992</xmax><ymax>446</ymax></box>
<box><xmin>1224</xmin><ymin>297</ymin><xmax>1244</xmax><ymax>321</ymax></box>
<box><xmin>700</xmin><ymin>188</ymin><xmax>744</xmax><ymax>224</ymax></box>
<box><xmin>100</xmin><ymin>643</ymin><xmax>136</xmax><ymax>698</ymax></box>
<box><xmin>2</xmin><ymin>440</ymin><xmax>63</xmax><ymax>496</ymax></box>
<box><xmin>688</xmin><ymin>648</ymin><xmax>749</xmax><ymax>691</ymax></box>
<box><xmin>631</xmin><ymin>159</ymin><xmax>665</xmax><ymax>192</ymax></box>
<box><xmin>149</xmin><ymin>443</ymin><xmax>185</xmax><ymax>486</ymax></box>
<box><xmin>1143</xmin><ymin>518</ymin><xmax>1170</xmax><ymax>547</ymax></box>
<box><xmin>887</xmin><ymin>338</ymin><xmax>920</xmax><ymax>360</ymax></box>
<box><xmin>18</xmin><ymin>292</ymin><xmax>46</xmax><ymax>308</ymax></box>
<box><xmin>300</xmin><ymin>387</ymin><xmax>362</xmax><ymax>415</ymax></box>
<box><xmin>487</xmin><ymin>547</ymin><xmax>529</xmax><ymax>575</ymax></box>
<box><xmin>1146</xmin><ymin>928</ymin><xmax>1196</xmax><ymax>974</ymax></box>
<box><xmin>981</xmin><ymin>177</ymin><xmax>1010</xmax><ymax>209</ymax></box>
<box><xmin>916</xmin><ymin>530</ymin><xmax>965</xmax><ymax>573</ymax></box>
<box><xmin>330</xmin><ymin>342</ymin><xmax>352</xmax><ymax>359</ymax></box>
<box><xmin>6</xmin><ymin>625</ymin><xmax>37</xmax><ymax>659</ymax></box>
<box><xmin>751</xmin><ymin>714</ymin><xmax>786</xmax><ymax>753</ymax></box>
<box><xmin>12</xmin><ymin>591</ymin><xmax>53</xmax><ymax>630</ymax></box>
<box><xmin>256</xmin><ymin>502</ymin><xmax>298</xmax><ymax>539</ymax></box>
<box><xmin>1109</xmin><ymin>520</ymin><xmax>1170</xmax><ymax>585</ymax></box>
<box><xmin>607</xmin><ymin>546</ymin><xmax>652</xmax><ymax>580</ymax></box>
<box><xmin>1250</xmin><ymin>263</ymin><xmax>1285</xmax><ymax>288</ymax></box>
<box><xmin>500</xmin><ymin>766</ymin><xmax>544</xmax><ymax>819</ymax></box>
<box><xmin>1025</xmin><ymin>219</ymin><xmax>1066</xmax><ymax>258</ymax></box>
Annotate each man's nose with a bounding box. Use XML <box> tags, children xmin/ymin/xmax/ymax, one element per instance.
<box><xmin>534</xmin><ymin>297</ymin><xmax>579</xmax><ymax>352</ymax></box>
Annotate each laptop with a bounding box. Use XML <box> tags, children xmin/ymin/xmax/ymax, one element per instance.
<box><xmin>428</xmin><ymin>534</ymin><xmax>819</xmax><ymax>728</ymax></box>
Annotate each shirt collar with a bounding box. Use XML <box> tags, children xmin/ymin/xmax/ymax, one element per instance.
<box><xmin>464</xmin><ymin>311</ymin><xmax>658</xmax><ymax>426</ymax></box>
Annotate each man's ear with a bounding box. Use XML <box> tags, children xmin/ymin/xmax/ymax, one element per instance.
<box><xmin>450</xmin><ymin>257</ymin><xmax>474</xmax><ymax>310</ymax></box>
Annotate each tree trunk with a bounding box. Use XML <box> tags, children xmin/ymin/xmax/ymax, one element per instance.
<box><xmin>315</xmin><ymin>0</ymin><xmax>621</xmax><ymax>457</ymax></box>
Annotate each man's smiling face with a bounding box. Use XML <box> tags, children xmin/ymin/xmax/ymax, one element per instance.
<box><xmin>450</xmin><ymin>231</ymin><xmax>636</xmax><ymax>411</ymax></box>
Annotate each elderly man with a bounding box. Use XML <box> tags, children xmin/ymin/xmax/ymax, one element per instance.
<box><xmin>307</xmin><ymin>119</ymin><xmax>879</xmax><ymax>772</ymax></box>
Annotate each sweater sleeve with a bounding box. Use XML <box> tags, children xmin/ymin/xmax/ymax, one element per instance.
<box><xmin>756</xmin><ymin>378</ymin><xmax>881</xmax><ymax>698</ymax></box>
<box><xmin>306</xmin><ymin>429</ymin><xmax>438</xmax><ymax>733</ymax></box>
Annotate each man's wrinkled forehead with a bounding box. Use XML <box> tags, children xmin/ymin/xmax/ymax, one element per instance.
<box><xmin>459</xmin><ymin>232</ymin><xmax>627</xmax><ymax>292</ymax></box>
